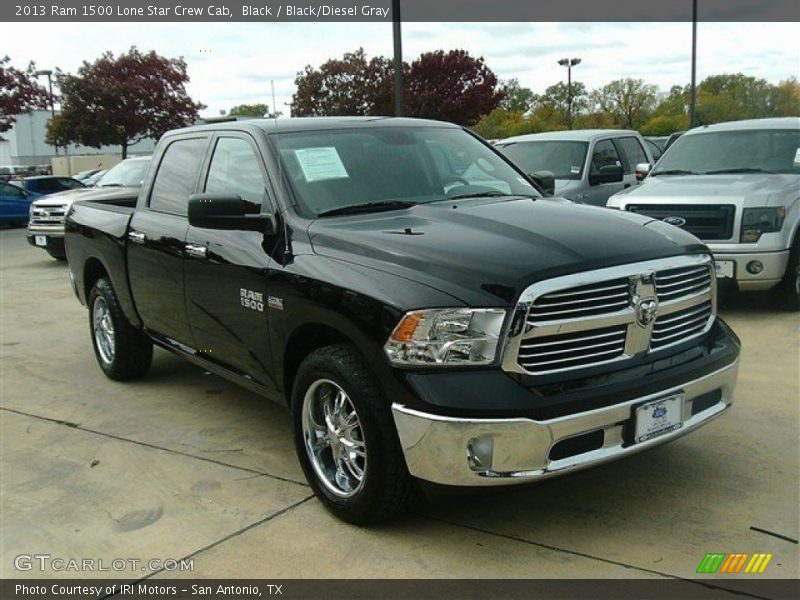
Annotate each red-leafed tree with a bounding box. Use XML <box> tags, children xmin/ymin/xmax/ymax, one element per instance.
<box><xmin>406</xmin><ymin>50</ymin><xmax>504</xmax><ymax>126</ymax></box>
<box><xmin>0</xmin><ymin>56</ymin><xmax>50</xmax><ymax>133</ymax></box>
<box><xmin>47</xmin><ymin>47</ymin><xmax>205</xmax><ymax>158</ymax></box>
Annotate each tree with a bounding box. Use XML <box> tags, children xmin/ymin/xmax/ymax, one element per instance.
<box><xmin>770</xmin><ymin>77</ymin><xmax>800</xmax><ymax>117</ymax></box>
<box><xmin>46</xmin><ymin>47</ymin><xmax>204</xmax><ymax>158</ymax></box>
<box><xmin>591</xmin><ymin>78</ymin><xmax>658</xmax><ymax>129</ymax></box>
<box><xmin>229</xmin><ymin>103</ymin><xmax>281</xmax><ymax>118</ymax></box>
<box><xmin>532</xmin><ymin>81</ymin><xmax>589</xmax><ymax>129</ymax></box>
<box><xmin>500</xmin><ymin>78</ymin><xmax>535</xmax><ymax>114</ymax></box>
<box><xmin>406</xmin><ymin>50</ymin><xmax>504</xmax><ymax>126</ymax></box>
<box><xmin>0</xmin><ymin>56</ymin><xmax>50</xmax><ymax>133</ymax></box>
<box><xmin>290</xmin><ymin>48</ymin><xmax>395</xmax><ymax>117</ymax></box>
<box><xmin>695</xmin><ymin>73</ymin><xmax>778</xmax><ymax>124</ymax></box>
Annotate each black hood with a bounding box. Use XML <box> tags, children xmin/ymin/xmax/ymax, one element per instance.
<box><xmin>308</xmin><ymin>197</ymin><xmax>708</xmax><ymax>307</ymax></box>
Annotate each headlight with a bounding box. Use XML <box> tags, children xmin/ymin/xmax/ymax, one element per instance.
<box><xmin>384</xmin><ymin>308</ymin><xmax>506</xmax><ymax>367</ymax></box>
<box><xmin>740</xmin><ymin>207</ymin><xmax>785</xmax><ymax>242</ymax></box>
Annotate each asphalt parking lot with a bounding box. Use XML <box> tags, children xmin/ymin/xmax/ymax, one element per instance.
<box><xmin>1</xmin><ymin>226</ymin><xmax>798</xmax><ymax>589</ymax></box>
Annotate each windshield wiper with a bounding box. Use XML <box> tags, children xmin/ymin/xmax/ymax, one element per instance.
<box><xmin>650</xmin><ymin>169</ymin><xmax>697</xmax><ymax>176</ymax></box>
<box><xmin>448</xmin><ymin>191</ymin><xmax>521</xmax><ymax>200</ymax></box>
<box><xmin>317</xmin><ymin>200</ymin><xmax>416</xmax><ymax>217</ymax></box>
<box><xmin>704</xmin><ymin>168</ymin><xmax>776</xmax><ymax>175</ymax></box>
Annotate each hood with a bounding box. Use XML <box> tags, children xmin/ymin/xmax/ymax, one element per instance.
<box><xmin>31</xmin><ymin>186</ymin><xmax>140</xmax><ymax>208</ymax></box>
<box><xmin>610</xmin><ymin>173</ymin><xmax>799</xmax><ymax>208</ymax></box>
<box><xmin>308</xmin><ymin>197</ymin><xmax>706</xmax><ymax>307</ymax></box>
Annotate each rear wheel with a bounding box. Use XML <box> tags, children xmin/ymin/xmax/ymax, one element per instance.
<box><xmin>291</xmin><ymin>344</ymin><xmax>414</xmax><ymax>524</ymax></box>
<box><xmin>775</xmin><ymin>237</ymin><xmax>800</xmax><ymax>311</ymax></box>
<box><xmin>89</xmin><ymin>278</ymin><xmax>153</xmax><ymax>380</ymax></box>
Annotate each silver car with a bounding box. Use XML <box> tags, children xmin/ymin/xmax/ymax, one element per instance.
<box><xmin>496</xmin><ymin>129</ymin><xmax>655</xmax><ymax>206</ymax></box>
<box><xmin>608</xmin><ymin>117</ymin><xmax>800</xmax><ymax>309</ymax></box>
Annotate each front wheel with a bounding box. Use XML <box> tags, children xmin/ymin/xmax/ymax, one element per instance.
<box><xmin>89</xmin><ymin>278</ymin><xmax>153</xmax><ymax>380</ymax></box>
<box><xmin>291</xmin><ymin>344</ymin><xmax>414</xmax><ymax>524</ymax></box>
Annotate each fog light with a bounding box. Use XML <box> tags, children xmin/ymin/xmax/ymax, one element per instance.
<box><xmin>746</xmin><ymin>260</ymin><xmax>764</xmax><ymax>275</ymax></box>
<box><xmin>466</xmin><ymin>436</ymin><xmax>494</xmax><ymax>471</ymax></box>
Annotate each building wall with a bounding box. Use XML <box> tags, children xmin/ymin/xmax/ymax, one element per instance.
<box><xmin>4</xmin><ymin>110</ymin><xmax>156</xmax><ymax>169</ymax></box>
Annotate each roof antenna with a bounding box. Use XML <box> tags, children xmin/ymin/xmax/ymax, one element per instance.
<box><xmin>271</xmin><ymin>79</ymin><xmax>292</xmax><ymax>263</ymax></box>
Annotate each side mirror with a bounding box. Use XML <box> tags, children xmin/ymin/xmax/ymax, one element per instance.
<box><xmin>188</xmin><ymin>194</ymin><xmax>276</xmax><ymax>234</ymax></box>
<box><xmin>634</xmin><ymin>162</ymin><xmax>651</xmax><ymax>182</ymax></box>
<box><xmin>589</xmin><ymin>164</ymin><xmax>624</xmax><ymax>186</ymax></box>
<box><xmin>529</xmin><ymin>171</ymin><xmax>556</xmax><ymax>196</ymax></box>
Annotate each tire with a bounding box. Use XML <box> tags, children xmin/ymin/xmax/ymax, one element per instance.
<box><xmin>88</xmin><ymin>278</ymin><xmax>153</xmax><ymax>380</ymax></box>
<box><xmin>47</xmin><ymin>249</ymin><xmax>67</xmax><ymax>261</ymax></box>
<box><xmin>775</xmin><ymin>236</ymin><xmax>800</xmax><ymax>311</ymax></box>
<box><xmin>291</xmin><ymin>343</ymin><xmax>414</xmax><ymax>525</ymax></box>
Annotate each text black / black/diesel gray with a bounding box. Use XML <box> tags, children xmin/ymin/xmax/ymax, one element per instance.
<box><xmin>65</xmin><ymin>117</ymin><xmax>741</xmax><ymax>524</ymax></box>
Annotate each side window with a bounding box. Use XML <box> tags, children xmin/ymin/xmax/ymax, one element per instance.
<box><xmin>590</xmin><ymin>140</ymin><xmax>622</xmax><ymax>174</ymax></box>
<box><xmin>204</xmin><ymin>137</ymin><xmax>265</xmax><ymax>214</ymax></box>
<box><xmin>0</xmin><ymin>182</ymin><xmax>24</xmax><ymax>197</ymax></box>
<box><xmin>150</xmin><ymin>138</ymin><xmax>208</xmax><ymax>215</ymax></box>
<box><xmin>615</xmin><ymin>137</ymin><xmax>649</xmax><ymax>173</ymax></box>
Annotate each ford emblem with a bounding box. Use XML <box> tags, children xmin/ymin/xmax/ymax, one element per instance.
<box><xmin>663</xmin><ymin>216</ymin><xmax>686</xmax><ymax>227</ymax></box>
<box><xmin>652</xmin><ymin>406</ymin><xmax>667</xmax><ymax>418</ymax></box>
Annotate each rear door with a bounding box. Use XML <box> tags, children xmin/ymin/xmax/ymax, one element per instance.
<box><xmin>183</xmin><ymin>133</ymin><xmax>279</xmax><ymax>390</ymax></box>
<box><xmin>127</xmin><ymin>135</ymin><xmax>210</xmax><ymax>346</ymax></box>
<box><xmin>0</xmin><ymin>182</ymin><xmax>31</xmax><ymax>222</ymax></box>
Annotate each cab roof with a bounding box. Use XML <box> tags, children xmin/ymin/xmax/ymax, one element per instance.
<box><xmin>684</xmin><ymin>117</ymin><xmax>800</xmax><ymax>135</ymax></box>
<box><xmin>498</xmin><ymin>129</ymin><xmax>641</xmax><ymax>145</ymax></box>
<box><xmin>172</xmin><ymin>116</ymin><xmax>461</xmax><ymax>136</ymax></box>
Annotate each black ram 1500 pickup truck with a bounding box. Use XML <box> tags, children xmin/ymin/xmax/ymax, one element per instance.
<box><xmin>65</xmin><ymin>117</ymin><xmax>741</xmax><ymax>524</ymax></box>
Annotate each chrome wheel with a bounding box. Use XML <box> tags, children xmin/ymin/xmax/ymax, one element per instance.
<box><xmin>302</xmin><ymin>379</ymin><xmax>367</xmax><ymax>497</ymax></box>
<box><xmin>93</xmin><ymin>296</ymin><xmax>115</xmax><ymax>365</ymax></box>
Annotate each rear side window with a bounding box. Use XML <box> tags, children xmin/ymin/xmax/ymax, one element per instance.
<box><xmin>205</xmin><ymin>137</ymin><xmax>265</xmax><ymax>214</ymax></box>
<box><xmin>590</xmin><ymin>140</ymin><xmax>622</xmax><ymax>174</ymax></box>
<box><xmin>150</xmin><ymin>138</ymin><xmax>207</xmax><ymax>215</ymax></box>
<box><xmin>615</xmin><ymin>137</ymin><xmax>649</xmax><ymax>173</ymax></box>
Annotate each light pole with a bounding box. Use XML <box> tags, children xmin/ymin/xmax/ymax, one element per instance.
<box><xmin>557</xmin><ymin>57</ymin><xmax>581</xmax><ymax>130</ymax></box>
<box><xmin>35</xmin><ymin>69</ymin><xmax>57</xmax><ymax>155</ymax></box>
<box><xmin>689</xmin><ymin>0</ymin><xmax>698</xmax><ymax>128</ymax></box>
<box><xmin>392</xmin><ymin>0</ymin><xmax>404</xmax><ymax>117</ymax></box>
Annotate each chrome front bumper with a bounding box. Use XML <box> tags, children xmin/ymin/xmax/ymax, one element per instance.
<box><xmin>27</xmin><ymin>223</ymin><xmax>65</xmax><ymax>237</ymax></box>
<box><xmin>392</xmin><ymin>360</ymin><xmax>738</xmax><ymax>486</ymax></box>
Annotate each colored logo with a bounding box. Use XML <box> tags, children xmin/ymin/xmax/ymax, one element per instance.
<box><xmin>652</xmin><ymin>406</ymin><xmax>667</xmax><ymax>418</ymax></box>
<box><xmin>696</xmin><ymin>553</ymin><xmax>773</xmax><ymax>574</ymax></box>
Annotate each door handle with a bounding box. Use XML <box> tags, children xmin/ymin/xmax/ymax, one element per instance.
<box><xmin>185</xmin><ymin>243</ymin><xmax>208</xmax><ymax>259</ymax></box>
<box><xmin>128</xmin><ymin>230</ymin><xmax>146</xmax><ymax>244</ymax></box>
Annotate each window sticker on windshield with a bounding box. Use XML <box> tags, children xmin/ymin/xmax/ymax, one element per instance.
<box><xmin>794</xmin><ymin>148</ymin><xmax>800</xmax><ymax>166</ymax></box>
<box><xmin>571</xmin><ymin>166</ymin><xmax>580</xmax><ymax>174</ymax></box>
<box><xmin>294</xmin><ymin>147</ymin><xmax>349</xmax><ymax>182</ymax></box>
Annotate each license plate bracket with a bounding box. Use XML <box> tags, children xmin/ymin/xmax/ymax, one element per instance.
<box><xmin>714</xmin><ymin>260</ymin><xmax>734</xmax><ymax>279</ymax></box>
<box><xmin>634</xmin><ymin>394</ymin><xmax>684</xmax><ymax>443</ymax></box>
<box><xmin>34</xmin><ymin>235</ymin><xmax>47</xmax><ymax>247</ymax></box>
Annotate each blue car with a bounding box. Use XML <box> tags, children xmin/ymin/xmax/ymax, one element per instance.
<box><xmin>19</xmin><ymin>176</ymin><xmax>85</xmax><ymax>196</ymax></box>
<box><xmin>0</xmin><ymin>182</ymin><xmax>41</xmax><ymax>226</ymax></box>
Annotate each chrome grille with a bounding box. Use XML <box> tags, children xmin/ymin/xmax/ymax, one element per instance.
<box><xmin>30</xmin><ymin>204</ymin><xmax>68</xmax><ymax>225</ymax></box>
<box><xmin>528</xmin><ymin>278</ymin><xmax>630</xmax><ymax>321</ymax></box>
<box><xmin>654</xmin><ymin>264</ymin><xmax>712</xmax><ymax>302</ymax></box>
<box><xmin>504</xmin><ymin>255</ymin><xmax>716</xmax><ymax>376</ymax></box>
<box><xmin>517</xmin><ymin>325</ymin><xmax>627</xmax><ymax>372</ymax></box>
<box><xmin>650</xmin><ymin>300</ymin><xmax>713</xmax><ymax>351</ymax></box>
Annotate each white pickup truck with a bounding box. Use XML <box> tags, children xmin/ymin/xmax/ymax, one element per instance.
<box><xmin>608</xmin><ymin>117</ymin><xmax>800</xmax><ymax>310</ymax></box>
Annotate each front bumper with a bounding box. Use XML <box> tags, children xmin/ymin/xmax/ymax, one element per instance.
<box><xmin>392</xmin><ymin>359</ymin><xmax>738</xmax><ymax>486</ymax></box>
<box><xmin>26</xmin><ymin>230</ymin><xmax>65</xmax><ymax>255</ymax></box>
<box><xmin>710</xmin><ymin>249</ymin><xmax>789</xmax><ymax>291</ymax></box>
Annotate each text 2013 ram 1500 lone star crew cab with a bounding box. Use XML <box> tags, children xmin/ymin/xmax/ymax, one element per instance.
<box><xmin>65</xmin><ymin>117</ymin><xmax>741</xmax><ymax>524</ymax></box>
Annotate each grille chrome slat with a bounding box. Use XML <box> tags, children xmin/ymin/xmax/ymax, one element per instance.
<box><xmin>508</xmin><ymin>255</ymin><xmax>716</xmax><ymax>375</ymax></box>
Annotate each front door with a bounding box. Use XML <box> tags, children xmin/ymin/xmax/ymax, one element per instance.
<box><xmin>127</xmin><ymin>135</ymin><xmax>209</xmax><ymax>346</ymax></box>
<box><xmin>183</xmin><ymin>134</ymin><xmax>279</xmax><ymax>391</ymax></box>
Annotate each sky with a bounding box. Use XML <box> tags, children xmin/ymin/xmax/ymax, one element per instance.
<box><xmin>4</xmin><ymin>22</ymin><xmax>799</xmax><ymax>117</ymax></box>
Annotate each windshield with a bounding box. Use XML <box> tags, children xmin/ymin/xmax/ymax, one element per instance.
<box><xmin>275</xmin><ymin>127</ymin><xmax>538</xmax><ymax>217</ymax></box>
<box><xmin>497</xmin><ymin>141</ymin><xmax>589</xmax><ymax>180</ymax></box>
<box><xmin>654</xmin><ymin>129</ymin><xmax>800</xmax><ymax>175</ymax></box>
<box><xmin>96</xmin><ymin>159</ymin><xmax>149</xmax><ymax>187</ymax></box>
